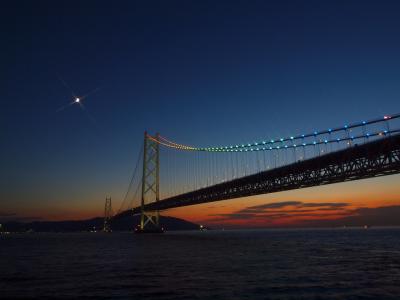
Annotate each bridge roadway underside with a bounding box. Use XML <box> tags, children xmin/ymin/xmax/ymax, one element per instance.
<box><xmin>130</xmin><ymin>134</ymin><xmax>400</xmax><ymax>214</ymax></box>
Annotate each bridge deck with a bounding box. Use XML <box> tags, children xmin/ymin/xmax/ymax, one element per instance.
<box><xmin>123</xmin><ymin>134</ymin><xmax>400</xmax><ymax>215</ymax></box>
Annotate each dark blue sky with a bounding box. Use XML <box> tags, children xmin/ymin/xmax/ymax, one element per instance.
<box><xmin>2</xmin><ymin>0</ymin><xmax>400</xmax><ymax>220</ymax></box>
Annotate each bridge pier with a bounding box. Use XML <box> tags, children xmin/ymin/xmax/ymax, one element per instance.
<box><xmin>103</xmin><ymin>197</ymin><xmax>112</xmax><ymax>232</ymax></box>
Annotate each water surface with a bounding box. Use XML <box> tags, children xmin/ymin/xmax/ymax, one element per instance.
<box><xmin>1</xmin><ymin>228</ymin><xmax>400</xmax><ymax>299</ymax></box>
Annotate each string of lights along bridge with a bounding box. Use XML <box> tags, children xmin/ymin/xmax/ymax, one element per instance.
<box><xmin>117</xmin><ymin>113</ymin><xmax>400</xmax><ymax>221</ymax></box>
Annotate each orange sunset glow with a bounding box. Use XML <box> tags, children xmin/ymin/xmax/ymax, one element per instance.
<box><xmin>165</xmin><ymin>174</ymin><xmax>400</xmax><ymax>228</ymax></box>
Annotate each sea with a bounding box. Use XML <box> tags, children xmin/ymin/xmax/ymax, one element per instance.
<box><xmin>1</xmin><ymin>228</ymin><xmax>400</xmax><ymax>299</ymax></box>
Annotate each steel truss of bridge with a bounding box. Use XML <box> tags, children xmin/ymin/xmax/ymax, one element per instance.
<box><xmin>131</xmin><ymin>134</ymin><xmax>400</xmax><ymax>213</ymax></box>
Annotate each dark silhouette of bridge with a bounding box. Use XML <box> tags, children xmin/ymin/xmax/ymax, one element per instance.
<box><xmin>114</xmin><ymin>114</ymin><xmax>400</xmax><ymax>232</ymax></box>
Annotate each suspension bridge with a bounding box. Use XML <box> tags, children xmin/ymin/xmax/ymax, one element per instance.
<box><xmin>112</xmin><ymin>113</ymin><xmax>400</xmax><ymax>233</ymax></box>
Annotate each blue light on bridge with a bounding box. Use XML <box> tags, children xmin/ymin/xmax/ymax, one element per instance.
<box><xmin>159</xmin><ymin>113</ymin><xmax>398</xmax><ymax>154</ymax></box>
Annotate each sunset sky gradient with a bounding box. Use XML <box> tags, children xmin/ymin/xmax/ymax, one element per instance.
<box><xmin>2</xmin><ymin>0</ymin><xmax>400</xmax><ymax>227</ymax></box>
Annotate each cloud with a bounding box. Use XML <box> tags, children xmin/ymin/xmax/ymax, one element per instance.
<box><xmin>303</xmin><ymin>205</ymin><xmax>400</xmax><ymax>227</ymax></box>
<box><xmin>207</xmin><ymin>201</ymin><xmax>351</xmax><ymax>224</ymax></box>
<box><xmin>206</xmin><ymin>199</ymin><xmax>400</xmax><ymax>228</ymax></box>
<box><xmin>211</xmin><ymin>213</ymin><xmax>255</xmax><ymax>220</ymax></box>
<box><xmin>236</xmin><ymin>201</ymin><xmax>348</xmax><ymax>214</ymax></box>
<box><xmin>244</xmin><ymin>201</ymin><xmax>302</xmax><ymax>210</ymax></box>
<box><xmin>301</xmin><ymin>203</ymin><xmax>348</xmax><ymax>208</ymax></box>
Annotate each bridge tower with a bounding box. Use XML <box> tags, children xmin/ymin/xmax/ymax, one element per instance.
<box><xmin>136</xmin><ymin>131</ymin><xmax>163</xmax><ymax>233</ymax></box>
<box><xmin>103</xmin><ymin>197</ymin><xmax>112</xmax><ymax>232</ymax></box>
